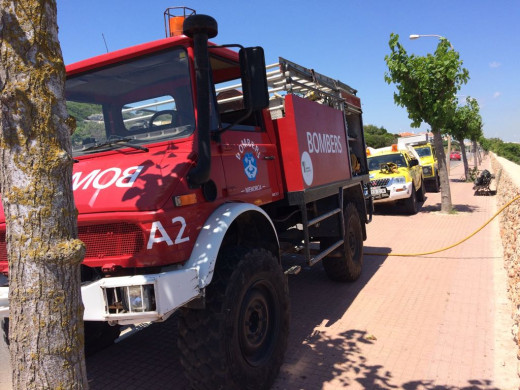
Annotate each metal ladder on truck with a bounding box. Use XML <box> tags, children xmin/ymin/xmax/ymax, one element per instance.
<box><xmin>265</xmin><ymin>58</ymin><xmax>363</xmax><ymax>269</ymax></box>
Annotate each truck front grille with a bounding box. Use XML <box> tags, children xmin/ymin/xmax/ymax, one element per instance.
<box><xmin>0</xmin><ymin>223</ymin><xmax>144</xmax><ymax>264</ymax></box>
<box><xmin>79</xmin><ymin>223</ymin><xmax>144</xmax><ymax>258</ymax></box>
<box><xmin>371</xmin><ymin>178</ymin><xmax>390</xmax><ymax>187</ymax></box>
<box><xmin>0</xmin><ymin>232</ymin><xmax>5</xmax><ymax>263</ymax></box>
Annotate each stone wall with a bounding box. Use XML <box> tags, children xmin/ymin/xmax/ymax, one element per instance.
<box><xmin>491</xmin><ymin>153</ymin><xmax>520</xmax><ymax>362</ymax></box>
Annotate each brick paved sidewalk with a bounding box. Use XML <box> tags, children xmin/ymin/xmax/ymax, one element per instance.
<box><xmin>79</xmin><ymin>157</ymin><xmax>518</xmax><ymax>390</ymax></box>
<box><xmin>273</xmin><ymin>157</ymin><xmax>519</xmax><ymax>390</ymax></box>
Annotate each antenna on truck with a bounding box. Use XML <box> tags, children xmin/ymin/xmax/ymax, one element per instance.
<box><xmin>164</xmin><ymin>6</ymin><xmax>196</xmax><ymax>37</ymax></box>
<box><xmin>101</xmin><ymin>33</ymin><xmax>109</xmax><ymax>53</ymax></box>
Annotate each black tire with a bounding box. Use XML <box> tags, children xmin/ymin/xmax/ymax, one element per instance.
<box><xmin>404</xmin><ymin>186</ymin><xmax>418</xmax><ymax>215</ymax></box>
<box><xmin>322</xmin><ymin>203</ymin><xmax>364</xmax><ymax>282</ymax></box>
<box><xmin>1</xmin><ymin>317</ymin><xmax>8</xmax><ymax>345</ymax></box>
<box><xmin>417</xmin><ymin>179</ymin><xmax>426</xmax><ymax>202</ymax></box>
<box><xmin>84</xmin><ymin>321</ymin><xmax>121</xmax><ymax>356</ymax></box>
<box><xmin>432</xmin><ymin>174</ymin><xmax>440</xmax><ymax>192</ymax></box>
<box><xmin>178</xmin><ymin>248</ymin><xmax>289</xmax><ymax>390</ymax></box>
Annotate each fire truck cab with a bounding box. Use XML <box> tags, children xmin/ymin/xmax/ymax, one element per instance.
<box><xmin>0</xmin><ymin>8</ymin><xmax>372</xmax><ymax>389</ymax></box>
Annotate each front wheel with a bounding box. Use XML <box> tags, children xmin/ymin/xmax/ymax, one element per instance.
<box><xmin>404</xmin><ymin>186</ymin><xmax>418</xmax><ymax>215</ymax></box>
<box><xmin>417</xmin><ymin>179</ymin><xmax>426</xmax><ymax>202</ymax></box>
<box><xmin>178</xmin><ymin>248</ymin><xmax>289</xmax><ymax>390</ymax></box>
<box><xmin>322</xmin><ymin>203</ymin><xmax>364</xmax><ymax>282</ymax></box>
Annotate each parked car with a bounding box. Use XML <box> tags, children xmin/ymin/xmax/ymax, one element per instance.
<box><xmin>450</xmin><ymin>151</ymin><xmax>461</xmax><ymax>160</ymax></box>
<box><xmin>367</xmin><ymin>145</ymin><xmax>425</xmax><ymax>215</ymax></box>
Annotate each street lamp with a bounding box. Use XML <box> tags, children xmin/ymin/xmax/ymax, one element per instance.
<box><xmin>409</xmin><ymin>34</ymin><xmax>454</xmax><ymax>49</ymax></box>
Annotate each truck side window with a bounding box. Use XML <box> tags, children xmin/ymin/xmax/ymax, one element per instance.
<box><xmin>215</xmin><ymin>80</ymin><xmax>260</xmax><ymax>130</ymax></box>
<box><xmin>210</xmin><ymin>54</ymin><xmax>261</xmax><ymax>131</ymax></box>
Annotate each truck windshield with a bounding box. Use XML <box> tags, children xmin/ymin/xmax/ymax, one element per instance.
<box><xmin>414</xmin><ymin>147</ymin><xmax>431</xmax><ymax>157</ymax></box>
<box><xmin>368</xmin><ymin>154</ymin><xmax>407</xmax><ymax>171</ymax></box>
<box><xmin>66</xmin><ymin>48</ymin><xmax>195</xmax><ymax>156</ymax></box>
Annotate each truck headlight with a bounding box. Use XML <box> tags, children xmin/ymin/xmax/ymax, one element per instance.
<box><xmin>117</xmin><ymin>284</ymin><xmax>156</xmax><ymax>313</ymax></box>
<box><xmin>422</xmin><ymin>166</ymin><xmax>432</xmax><ymax>176</ymax></box>
<box><xmin>388</xmin><ymin>176</ymin><xmax>406</xmax><ymax>186</ymax></box>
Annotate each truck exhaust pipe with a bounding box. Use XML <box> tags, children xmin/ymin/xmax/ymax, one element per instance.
<box><xmin>183</xmin><ymin>14</ymin><xmax>218</xmax><ymax>187</ymax></box>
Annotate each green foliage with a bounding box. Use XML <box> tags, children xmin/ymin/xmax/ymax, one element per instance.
<box><xmin>363</xmin><ymin>124</ymin><xmax>396</xmax><ymax>148</ymax></box>
<box><xmin>481</xmin><ymin>137</ymin><xmax>520</xmax><ymax>164</ymax></box>
<box><xmin>66</xmin><ymin>101</ymin><xmax>106</xmax><ymax>146</ymax></box>
<box><xmin>468</xmin><ymin>166</ymin><xmax>480</xmax><ymax>181</ymax></box>
<box><xmin>66</xmin><ymin>101</ymin><xmax>101</xmax><ymax>122</ymax></box>
<box><xmin>384</xmin><ymin>33</ymin><xmax>470</xmax><ymax>213</ymax></box>
<box><xmin>479</xmin><ymin>137</ymin><xmax>502</xmax><ymax>152</ymax></box>
<box><xmin>384</xmin><ymin>33</ymin><xmax>469</xmax><ymax>132</ymax></box>
<box><xmin>446</xmin><ymin>97</ymin><xmax>483</xmax><ymax>143</ymax></box>
<box><xmin>497</xmin><ymin>143</ymin><xmax>520</xmax><ymax>164</ymax></box>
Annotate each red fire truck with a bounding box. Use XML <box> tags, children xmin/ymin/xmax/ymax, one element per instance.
<box><xmin>0</xmin><ymin>8</ymin><xmax>371</xmax><ymax>389</ymax></box>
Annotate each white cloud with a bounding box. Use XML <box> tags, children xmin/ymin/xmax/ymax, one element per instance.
<box><xmin>493</xmin><ymin>92</ymin><xmax>502</xmax><ymax>99</ymax></box>
<box><xmin>489</xmin><ymin>61</ymin><xmax>501</xmax><ymax>68</ymax></box>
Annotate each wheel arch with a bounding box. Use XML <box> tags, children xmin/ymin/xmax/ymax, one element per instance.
<box><xmin>185</xmin><ymin>203</ymin><xmax>279</xmax><ymax>289</ymax></box>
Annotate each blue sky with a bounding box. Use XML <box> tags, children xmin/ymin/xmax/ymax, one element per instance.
<box><xmin>57</xmin><ymin>1</ymin><xmax>520</xmax><ymax>142</ymax></box>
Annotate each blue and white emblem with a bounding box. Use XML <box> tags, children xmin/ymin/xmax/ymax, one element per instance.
<box><xmin>243</xmin><ymin>152</ymin><xmax>258</xmax><ymax>181</ymax></box>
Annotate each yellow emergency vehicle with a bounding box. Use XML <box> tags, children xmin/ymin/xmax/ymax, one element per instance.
<box><xmin>398</xmin><ymin>135</ymin><xmax>440</xmax><ymax>192</ymax></box>
<box><xmin>367</xmin><ymin>144</ymin><xmax>425</xmax><ymax>214</ymax></box>
<box><xmin>413</xmin><ymin>143</ymin><xmax>440</xmax><ymax>192</ymax></box>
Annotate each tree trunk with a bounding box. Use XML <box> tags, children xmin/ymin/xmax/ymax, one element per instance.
<box><xmin>457</xmin><ymin>136</ymin><xmax>469</xmax><ymax>181</ymax></box>
<box><xmin>432</xmin><ymin>130</ymin><xmax>453</xmax><ymax>213</ymax></box>
<box><xmin>0</xmin><ymin>1</ymin><xmax>88</xmax><ymax>389</ymax></box>
<box><xmin>472</xmin><ymin>140</ymin><xmax>479</xmax><ymax>168</ymax></box>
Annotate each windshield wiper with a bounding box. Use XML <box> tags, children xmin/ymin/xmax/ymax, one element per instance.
<box><xmin>83</xmin><ymin>138</ymin><xmax>149</xmax><ymax>152</ymax></box>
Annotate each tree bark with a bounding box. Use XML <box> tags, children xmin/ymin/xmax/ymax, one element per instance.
<box><xmin>432</xmin><ymin>129</ymin><xmax>453</xmax><ymax>213</ymax></box>
<box><xmin>457</xmin><ymin>136</ymin><xmax>469</xmax><ymax>181</ymax></box>
<box><xmin>472</xmin><ymin>140</ymin><xmax>479</xmax><ymax>169</ymax></box>
<box><xmin>0</xmin><ymin>1</ymin><xmax>87</xmax><ymax>389</ymax></box>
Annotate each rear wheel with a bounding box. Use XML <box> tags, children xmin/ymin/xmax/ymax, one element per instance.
<box><xmin>322</xmin><ymin>203</ymin><xmax>364</xmax><ymax>282</ymax></box>
<box><xmin>178</xmin><ymin>248</ymin><xmax>289</xmax><ymax>390</ymax></box>
<box><xmin>432</xmin><ymin>174</ymin><xmax>440</xmax><ymax>192</ymax></box>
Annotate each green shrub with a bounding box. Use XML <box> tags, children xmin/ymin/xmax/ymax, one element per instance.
<box><xmin>480</xmin><ymin>136</ymin><xmax>519</xmax><ymax>165</ymax></box>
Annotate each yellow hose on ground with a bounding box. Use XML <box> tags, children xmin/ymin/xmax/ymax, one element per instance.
<box><xmin>365</xmin><ymin>193</ymin><xmax>520</xmax><ymax>257</ymax></box>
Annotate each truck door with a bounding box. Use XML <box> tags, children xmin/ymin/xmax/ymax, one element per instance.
<box><xmin>217</xmin><ymin>117</ymin><xmax>279</xmax><ymax>205</ymax></box>
<box><xmin>208</xmin><ymin>51</ymin><xmax>281</xmax><ymax>205</ymax></box>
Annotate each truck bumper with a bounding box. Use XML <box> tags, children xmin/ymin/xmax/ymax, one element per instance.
<box><xmin>0</xmin><ymin>267</ymin><xmax>201</xmax><ymax>325</ymax></box>
<box><xmin>372</xmin><ymin>182</ymin><xmax>413</xmax><ymax>204</ymax></box>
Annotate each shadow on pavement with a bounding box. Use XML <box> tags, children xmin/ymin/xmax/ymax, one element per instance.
<box><xmin>85</xmin><ymin>239</ymin><xmax>500</xmax><ymax>390</ymax></box>
<box><xmin>86</xmin><ymin>316</ymin><xmax>187</xmax><ymax>389</ymax></box>
<box><xmin>373</xmin><ymin>200</ymin><xmax>426</xmax><ymax>215</ymax></box>
<box><xmin>420</xmin><ymin>202</ymin><xmax>480</xmax><ymax>213</ymax></box>
<box><xmin>86</xmin><ymin>246</ymin><xmax>390</xmax><ymax>389</ymax></box>
<box><xmin>283</xmin><ymin>246</ymin><xmax>389</xmax><ymax>328</ymax></box>
<box><xmin>273</xmin><ymin>246</ymin><xmax>501</xmax><ymax>390</ymax></box>
<box><xmin>275</xmin><ymin>326</ymin><xmax>501</xmax><ymax>389</ymax></box>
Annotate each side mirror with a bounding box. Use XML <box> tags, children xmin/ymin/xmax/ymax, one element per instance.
<box><xmin>409</xmin><ymin>159</ymin><xmax>419</xmax><ymax>167</ymax></box>
<box><xmin>239</xmin><ymin>47</ymin><xmax>269</xmax><ymax>111</ymax></box>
